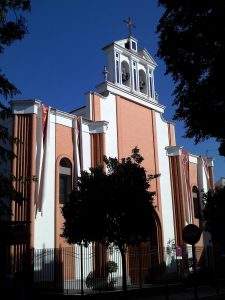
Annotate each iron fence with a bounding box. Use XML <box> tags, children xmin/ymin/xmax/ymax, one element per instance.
<box><xmin>31</xmin><ymin>243</ymin><xmax>215</xmax><ymax>294</ymax></box>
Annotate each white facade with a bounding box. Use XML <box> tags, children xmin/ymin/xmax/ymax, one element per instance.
<box><xmin>155</xmin><ymin>112</ymin><xmax>175</xmax><ymax>247</ymax></box>
<box><xmin>100</xmin><ymin>93</ymin><xmax>118</xmax><ymax>158</ymax></box>
<box><xmin>34</xmin><ymin>110</ymin><xmax>56</xmax><ymax>249</ymax></box>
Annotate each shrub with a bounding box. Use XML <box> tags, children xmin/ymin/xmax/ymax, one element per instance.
<box><xmin>106</xmin><ymin>261</ymin><xmax>118</xmax><ymax>274</ymax></box>
<box><xmin>85</xmin><ymin>271</ymin><xmax>108</xmax><ymax>290</ymax></box>
<box><xmin>85</xmin><ymin>261</ymin><xmax>118</xmax><ymax>291</ymax></box>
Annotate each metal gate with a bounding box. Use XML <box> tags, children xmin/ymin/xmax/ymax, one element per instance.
<box><xmin>32</xmin><ymin>244</ymin><xmax>212</xmax><ymax>294</ymax></box>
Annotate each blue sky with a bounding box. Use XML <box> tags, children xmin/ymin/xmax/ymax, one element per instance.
<box><xmin>4</xmin><ymin>0</ymin><xmax>224</xmax><ymax>180</ymax></box>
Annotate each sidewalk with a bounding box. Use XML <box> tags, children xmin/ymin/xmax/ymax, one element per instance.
<box><xmin>7</xmin><ymin>283</ymin><xmax>225</xmax><ymax>300</ymax></box>
<box><xmin>74</xmin><ymin>284</ymin><xmax>225</xmax><ymax>300</ymax></box>
<box><xmin>120</xmin><ymin>285</ymin><xmax>225</xmax><ymax>300</ymax></box>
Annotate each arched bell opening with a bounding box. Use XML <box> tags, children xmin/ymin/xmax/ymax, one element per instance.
<box><xmin>139</xmin><ymin>69</ymin><xmax>147</xmax><ymax>94</ymax></box>
<box><xmin>121</xmin><ymin>60</ymin><xmax>130</xmax><ymax>87</ymax></box>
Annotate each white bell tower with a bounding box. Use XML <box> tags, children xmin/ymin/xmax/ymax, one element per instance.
<box><xmin>98</xmin><ymin>32</ymin><xmax>157</xmax><ymax>103</ymax></box>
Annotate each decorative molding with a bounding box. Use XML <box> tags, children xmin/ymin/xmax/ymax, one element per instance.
<box><xmin>189</xmin><ymin>155</ymin><xmax>198</xmax><ymax>164</ymax></box>
<box><xmin>11</xmin><ymin>99</ymin><xmax>40</xmax><ymax>114</ymax></box>
<box><xmin>10</xmin><ymin>99</ymin><xmax>108</xmax><ymax>133</ymax></box>
<box><xmin>96</xmin><ymin>81</ymin><xmax>165</xmax><ymax>113</ymax></box>
<box><xmin>88</xmin><ymin>121</ymin><xmax>108</xmax><ymax>134</ymax></box>
<box><xmin>103</xmin><ymin>42</ymin><xmax>157</xmax><ymax>67</ymax></box>
<box><xmin>206</xmin><ymin>158</ymin><xmax>214</xmax><ymax>167</ymax></box>
<box><xmin>166</xmin><ymin>146</ymin><xmax>183</xmax><ymax>156</ymax></box>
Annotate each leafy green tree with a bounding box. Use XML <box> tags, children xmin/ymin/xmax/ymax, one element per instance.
<box><xmin>204</xmin><ymin>187</ymin><xmax>225</xmax><ymax>251</ymax></box>
<box><xmin>62</xmin><ymin>148</ymin><xmax>158</xmax><ymax>291</ymax></box>
<box><xmin>157</xmin><ymin>1</ymin><xmax>225</xmax><ymax>155</ymax></box>
<box><xmin>0</xmin><ymin>0</ymin><xmax>30</xmax><ymax>218</ymax></box>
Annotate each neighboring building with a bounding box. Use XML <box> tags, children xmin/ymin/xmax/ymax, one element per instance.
<box><xmin>215</xmin><ymin>177</ymin><xmax>225</xmax><ymax>188</ymax></box>
<box><xmin>6</xmin><ymin>34</ymin><xmax>214</xmax><ymax>288</ymax></box>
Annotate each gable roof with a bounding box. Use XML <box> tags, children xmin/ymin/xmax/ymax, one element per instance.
<box><xmin>138</xmin><ymin>48</ymin><xmax>157</xmax><ymax>66</ymax></box>
<box><xmin>102</xmin><ymin>37</ymin><xmax>157</xmax><ymax>66</ymax></box>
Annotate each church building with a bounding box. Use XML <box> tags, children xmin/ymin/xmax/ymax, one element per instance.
<box><xmin>8</xmin><ymin>32</ymin><xmax>214</xmax><ymax>287</ymax></box>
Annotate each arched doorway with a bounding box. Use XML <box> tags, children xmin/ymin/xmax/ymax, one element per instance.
<box><xmin>128</xmin><ymin>211</ymin><xmax>163</xmax><ymax>285</ymax></box>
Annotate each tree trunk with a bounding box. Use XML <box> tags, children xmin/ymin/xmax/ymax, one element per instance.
<box><xmin>119</xmin><ymin>244</ymin><xmax>127</xmax><ymax>292</ymax></box>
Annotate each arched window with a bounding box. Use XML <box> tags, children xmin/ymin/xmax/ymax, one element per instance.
<box><xmin>139</xmin><ymin>69</ymin><xmax>147</xmax><ymax>94</ymax></box>
<box><xmin>121</xmin><ymin>61</ymin><xmax>130</xmax><ymax>87</ymax></box>
<box><xmin>59</xmin><ymin>158</ymin><xmax>72</xmax><ymax>204</ymax></box>
<box><xmin>192</xmin><ymin>186</ymin><xmax>200</xmax><ymax>219</ymax></box>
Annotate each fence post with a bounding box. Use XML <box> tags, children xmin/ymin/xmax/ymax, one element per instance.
<box><xmin>80</xmin><ymin>243</ymin><xmax>84</xmax><ymax>295</ymax></box>
<box><xmin>139</xmin><ymin>249</ymin><xmax>142</xmax><ymax>289</ymax></box>
<box><xmin>210</xmin><ymin>245</ymin><xmax>220</xmax><ymax>295</ymax></box>
<box><xmin>192</xmin><ymin>245</ymin><xmax>198</xmax><ymax>300</ymax></box>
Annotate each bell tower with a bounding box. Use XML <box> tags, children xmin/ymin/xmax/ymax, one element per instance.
<box><xmin>98</xmin><ymin>28</ymin><xmax>158</xmax><ymax>103</ymax></box>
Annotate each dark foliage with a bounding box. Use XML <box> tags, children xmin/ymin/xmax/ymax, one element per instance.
<box><xmin>62</xmin><ymin>147</ymin><xmax>158</xmax><ymax>247</ymax></box>
<box><xmin>0</xmin><ymin>0</ymin><xmax>30</xmax><ymax>98</ymax></box>
<box><xmin>62</xmin><ymin>148</ymin><xmax>159</xmax><ymax>291</ymax></box>
<box><xmin>204</xmin><ymin>187</ymin><xmax>225</xmax><ymax>248</ymax></box>
<box><xmin>0</xmin><ymin>1</ymin><xmax>30</xmax><ymax>218</ymax></box>
<box><xmin>157</xmin><ymin>1</ymin><xmax>225</xmax><ymax>155</ymax></box>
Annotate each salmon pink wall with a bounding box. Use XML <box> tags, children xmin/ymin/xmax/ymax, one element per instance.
<box><xmin>92</xmin><ymin>93</ymin><xmax>101</xmax><ymax>121</ymax></box>
<box><xmin>168</xmin><ymin>123</ymin><xmax>176</xmax><ymax>146</ymax></box>
<box><xmin>189</xmin><ymin>162</ymin><xmax>198</xmax><ymax>188</ymax></box>
<box><xmin>189</xmin><ymin>161</ymin><xmax>203</xmax><ymax>244</ymax></box>
<box><xmin>117</xmin><ymin>97</ymin><xmax>154</xmax><ymax>167</ymax></box>
<box><xmin>116</xmin><ymin>95</ymin><xmax>164</xmax><ymax>253</ymax></box>
<box><xmin>116</xmin><ymin>96</ymin><xmax>161</xmax><ymax>211</ymax></box>
<box><xmin>55</xmin><ymin>124</ymin><xmax>74</xmax><ymax>248</ymax></box>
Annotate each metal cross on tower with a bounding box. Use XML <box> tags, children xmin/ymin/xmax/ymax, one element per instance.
<box><xmin>123</xmin><ymin>17</ymin><xmax>135</xmax><ymax>36</ymax></box>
